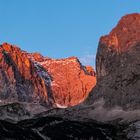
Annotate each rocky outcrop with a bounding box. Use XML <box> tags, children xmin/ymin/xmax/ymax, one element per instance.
<box><xmin>85</xmin><ymin>13</ymin><xmax>140</xmax><ymax>109</ymax></box>
<box><xmin>38</xmin><ymin>57</ymin><xmax>96</xmax><ymax>106</ymax></box>
<box><xmin>0</xmin><ymin>43</ymin><xmax>96</xmax><ymax>108</ymax></box>
<box><xmin>0</xmin><ymin>43</ymin><xmax>52</xmax><ymax>106</ymax></box>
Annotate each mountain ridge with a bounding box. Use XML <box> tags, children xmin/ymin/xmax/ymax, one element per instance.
<box><xmin>0</xmin><ymin>42</ymin><xmax>96</xmax><ymax>109</ymax></box>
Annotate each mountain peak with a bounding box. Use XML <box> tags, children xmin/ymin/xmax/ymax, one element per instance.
<box><xmin>0</xmin><ymin>42</ymin><xmax>96</xmax><ymax>107</ymax></box>
<box><xmin>87</xmin><ymin>13</ymin><xmax>140</xmax><ymax>110</ymax></box>
<box><xmin>100</xmin><ymin>13</ymin><xmax>140</xmax><ymax>52</ymax></box>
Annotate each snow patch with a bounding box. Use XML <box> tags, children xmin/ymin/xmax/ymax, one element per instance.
<box><xmin>56</xmin><ymin>103</ymin><xmax>67</xmax><ymax>109</ymax></box>
<box><xmin>34</xmin><ymin>62</ymin><xmax>51</xmax><ymax>85</ymax></box>
<box><xmin>39</xmin><ymin>58</ymin><xmax>77</xmax><ymax>67</ymax></box>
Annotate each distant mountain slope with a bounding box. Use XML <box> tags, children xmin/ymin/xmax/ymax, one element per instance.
<box><xmin>0</xmin><ymin>43</ymin><xmax>96</xmax><ymax>109</ymax></box>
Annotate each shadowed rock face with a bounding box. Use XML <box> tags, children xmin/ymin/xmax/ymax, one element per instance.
<box><xmin>85</xmin><ymin>13</ymin><xmax>140</xmax><ymax>109</ymax></box>
<box><xmin>0</xmin><ymin>43</ymin><xmax>96</xmax><ymax>107</ymax></box>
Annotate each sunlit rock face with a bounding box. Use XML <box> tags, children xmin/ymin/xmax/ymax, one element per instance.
<box><xmin>30</xmin><ymin>55</ymin><xmax>96</xmax><ymax>107</ymax></box>
<box><xmin>85</xmin><ymin>13</ymin><xmax>140</xmax><ymax>109</ymax></box>
<box><xmin>0</xmin><ymin>43</ymin><xmax>52</xmax><ymax>106</ymax></box>
<box><xmin>0</xmin><ymin>43</ymin><xmax>96</xmax><ymax>108</ymax></box>
<box><xmin>96</xmin><ymin>13</ymin><xmax>140</xmax><ymax>80</ymax></box>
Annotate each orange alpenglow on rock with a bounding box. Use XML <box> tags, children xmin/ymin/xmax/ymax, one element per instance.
<box><xmin>0</xmin><ymin>43</ymin><xmax>96</xmax><ymax>108</ymax></box>
<box><xmin>100</xmin><ymin>13</ymin><xmax>140</xmax><ymax>52</ymax></box>
<box><xmin>38</xmin><ymin>57</ymin><xmax>96</xmax><ymax>106</ymax></box>
<box><xmin>85</xmin><ymin>66</ymin><xmax>96</xmax><ymax>76</ymax></box>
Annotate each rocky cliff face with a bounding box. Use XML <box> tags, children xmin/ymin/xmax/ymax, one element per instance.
<box><xmin>39</xmin><ymin>57</ymin><xmax>96</xmax><ymax>106</ymax></box>
<box><xmin>0</xmin><ymin>43</ymin><xmax>96</xmax><ymax>108</ymax></box>
<box><xmin>86</xmin><ymin>13</ymin><xmax>140</xmax><ymax>109</ymax></box>
<box><xmin>0</xmin><ymin>43</ymin><xmax>52</xmax><ymax>107</ymax></box>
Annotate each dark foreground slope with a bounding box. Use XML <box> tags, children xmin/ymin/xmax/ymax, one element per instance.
<box><xmin>0</xmin><ymin>116</ymin><xmax>127</xmax><ymax>140</ymax></box>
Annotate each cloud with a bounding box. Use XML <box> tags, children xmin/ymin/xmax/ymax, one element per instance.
<box><xmin>79</xmin><ymin>54</ymin><xmax>96</xmax><ymax>67</ymax></box>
